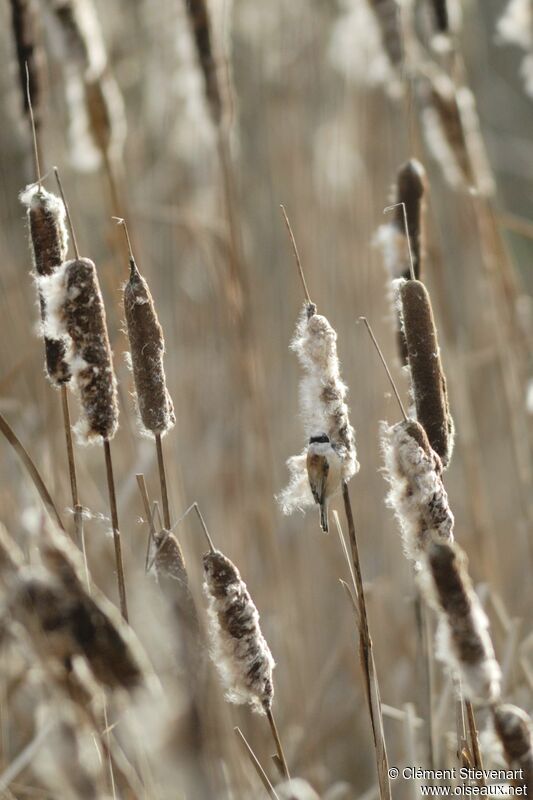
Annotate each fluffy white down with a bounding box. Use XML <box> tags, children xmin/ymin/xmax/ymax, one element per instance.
<box><xmin>433</xmin><ymin>603</ymin><xmax>501</xmax><ymax>704</ymax></box>
<box><xmin>204</xmin><ymin>569</ymin><xmax>275</xmax><ymax>714</ymax></box>
<box><xmin>381</xmin><ymin>421</ymin><xmax>454</xmax><ymax>562</ymax></box>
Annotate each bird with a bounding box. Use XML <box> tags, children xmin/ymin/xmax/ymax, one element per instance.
<box><xmin>306</xmin><ymin>433</ymin><xmax>343</xmax><ymax>533</ymax></box>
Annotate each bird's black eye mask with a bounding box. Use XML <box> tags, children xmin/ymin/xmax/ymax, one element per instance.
<box><xmin>309</xmin><ymin>434</ymin><xmax>329</xmax><ymax>444</ymax></box>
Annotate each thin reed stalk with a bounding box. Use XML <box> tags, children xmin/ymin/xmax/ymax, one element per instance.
<box><xmin>342</xmin><ymin>481</ymin><xmax>391</xmax><ymax>800</ymax></box>
<box><xmin>235</xmin><ymin>726</ymin><xmax>280</xmax><ymax>800</ymax></box>
<box><xmin>104</xmin><ymin>439</ymin><xmax>128</xmax><ymax>622</ymax></box>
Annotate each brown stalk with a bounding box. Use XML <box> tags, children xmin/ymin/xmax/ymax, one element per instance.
<box><xmin>465</xmin><ymin>700</ymin><xmax>484</xmax><ymax>781</ymax></box>
<box><xmin>280</xmin><ymin>204</ymin><xmax>312</xmax><ymax>306</ymax></box>
<box><xmin>342</xmin><ymin>481</ymin><xmax>391</xmax><ymax>800</ymax></box>
<box><xmin>104</xmin><ymin>439</ymin><xmax>128</xmax><ymax>622</ymax></box>
<box><xmin>53</xmin><ymin>168</ymin><xmax>85</xmax><ymax>552</ymax></box>
<box><xmin>235</xmin><ymin>727</ymin><xmax>280</xmax><ymax>800</ymax></box>
<box><xmin>265</xmin><ymin>708</ymin><xmax>290</xmax><ymax>782</ymax></box>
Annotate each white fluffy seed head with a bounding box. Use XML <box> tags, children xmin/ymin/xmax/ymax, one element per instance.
<box><xmin>420</xmin><ymin>540</ymin><xmax>501</xmax><ymax>704</ymax></box>
<box><xmin>203</xmin><ymin>550</ymin><xmax>275</xmax><ymax>714</ymax></box>
<box><xmin>279</xmin><ymin>305</ymin><xmax>358</xmax><ymax>516</ymax></box>
<box><xmin>493</xmin><ymin>704</ymin><xmax>533</xmax><ymax>790</ymax></box>
<box><xmin>381</xmin><ymin>419</ymin><xmax>454</xmax><ymax>563</ymax></box>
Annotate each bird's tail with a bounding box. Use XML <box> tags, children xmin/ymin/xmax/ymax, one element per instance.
<box><xmin>320</xmin><ymin>502</ymin><xmax>329</xmax><ymax>534</ymax></box>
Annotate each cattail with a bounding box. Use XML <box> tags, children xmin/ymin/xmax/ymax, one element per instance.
<box><xmin>278</xmin><ymin>304</ymin><xmax>358</xmax><ymax>519</ymax></box>
<box><xmin>429</xmin><ymin>0</ymin><xmax>448</xmax><ymax>33</ymax></box>
<box><xmin>123</xmin><ymin>253</ymin><xmax>175</xmax><ymax>437</ymax></box>
<box><xmin>421</xmin><ymin>540</ymin><xmax>501</xmax><ymax>704</ymax></box>
<box><xmin>203</xmin><ymin>549</ymin><xmax>275</xmax><ymax>714</ymax></box>
<box><xmin>328</xmin><ymin>0</ymin><xmax>402</xmax><ymax>97</ymax></box>
<box><xmin>421</xmin><ymin>72</ymin><xmax>494</xmax><ymax>196</ymax></box>
<box><xmin>20</xmin><ymin>184</ymin><xmax>71</xmax><ymax>385</ymax></box>
<box><xmin>185</xmin><ymin>0</ymin><xmax>223</xmax><ymax>126</ymax></box>
<box><xmin>379</xmin><ymin>159</ymin><xmax>426</xmax><ymax>281</ymax></box>
<box><xmin>12</xmin><ymin>530</ymin><xmax>147</xmax><ymax>690</ymax></box>
<box><xmin>151</xmin><ymin>529</ymin><xmax>187</xmax><ymax>585</ymax></box>
<box><xmin>368</xmin><ymin>0</ymin><xmax>403</xmax><ymax>69</ymax></box>
<box><xmin>493</xmin><ymin>705</ymin><xmax>533</xmax><ymax>793</ymax></box>
<box><xmin>381</xmin><ymin>419</ymin><xmax>454</xmax><ymax>563</ymax></box>
<box><xmin>375</xmin><ymin>159</ymin><xmax>426</xmax><ymax>364</ymax></box>
<box><xmin>42</xmin><ymin>0</ymin><xmax>125</xmax><ymax>170</ymax></box>
<box><xmin>40</xmin><ymin>257</ymin><xmax>119</xmax><ymax>442</ymax></box>
<box><xmin>9</xmin><ymin>0</ymin><xmax>44</xmax><ymax>130</ymax></box>
<box><xmin>396</xmin><ymin>278</ymin><xmax>454</xmax><ymax>466</ymax></box>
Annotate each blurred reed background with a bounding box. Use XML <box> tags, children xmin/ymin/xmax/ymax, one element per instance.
<box><xmin>0</xmin><ymin>0</ymin><xmax>532</xmax><ymax>797</ymax></box>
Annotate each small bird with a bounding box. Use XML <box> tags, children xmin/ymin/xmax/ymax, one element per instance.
<box><xmin>306</xmin><ymin>434</ymin><xmax>342</xmax><ymax>533</ymax></box>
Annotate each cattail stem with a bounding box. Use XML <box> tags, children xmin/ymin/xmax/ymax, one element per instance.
<box><xmin>103</xmin><ymin>439</ymin><xmax>128</xmax><ymax>622</ymax></box>
<box><xmin>136</xmin><ymin>473</ymin><xmax>156</xmax><ymax>572</ymax></box>
<box><xmin>192</xmin><ymin>502</ymin><xmax>216</xmax><ymax>552</ymax></box>
<box><xmin>234</xmin><ymin>727</ymin><xmax>280</xmax><ymax>800</ymax></box>
<box><xmin>265</xmin><ymin>708</ymin><xmax>290</xmax><ymax>782</ymax></box>
<box><xmin>358</xmin><ymin>316</ymin><xmax>408</xmax><ymax>421</ymax></box>
<box><xmin>280</xmin><ymin>204</ymin><xmax>312</xmax><ymax>305</ymax></box>
<box><xmin>465</xmin><ymin>701</ymin><xmax>484</xmax><ymax>780</ymax></box>
<box><xmin>25</xmin><ymin>62</ymin><xmax>41</xmax><ymax>189</ymax></box>
<box><xmin>342</xmin><ymin>481</ymin><xmax>391</xmax><ymax>800</ymax></box>
<box><xmin>60</xmin><ymin>385</ymin><xmax>86</xmax><ymax>557</ymax></box>
<box><xmin>53</xmin><ymin>166</ymin><xmax>80</xmax><ymax>259</ymax></box>
<box><xmin>155</xmin><ymin>433</ymin><xmax>171</xmax><ymax>531</ymax></box>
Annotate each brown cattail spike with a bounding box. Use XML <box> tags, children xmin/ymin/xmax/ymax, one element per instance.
<box><xmin>398</xmin><ymin>278</ymin><xmax>454</xmax><ymax>466</ymax></box>
<box><xmin>41</xmin><ymin>258</ymin><xmax>119</xmax><ymax>442</ymax></box>
<box><xmin>203</xmin><ymin>550</ymin><xmax>275</xmax><ymax>714</ymax></box>
<box><xmin>429</xmin><ymin>0</ymin><xmax>449</xmax><ymax>33</ymax></box>
<box><xmin>394</xmin><ymin>160</ymin><xmax>426</xmax><ymax>280</ymax></box>
<box><xmin>20</xmin><ymin>182</ymin><xmax>71</xmax><ymax>386</ymax></box>
<box><xmin>185</xmin><ymin>0</ymin><xmax>223</xmax><ymax>126</ymax></box>
<box><xmin>369</xmin><ymin>0</ymin><xmax>403</xmax><ymax>67</ymax></box>
<box><xmin>121</xmin><ymin>219</ymin><xmax>175</xmax><ymax>437</ymax></box>
<box><xmin>493</xmin><ymin>705</ymin><xmax>533</xmax><ymax>794</ymax></box>
<box><xmin>424</xmin><ymin>540</ymin><xmax>501</xmax><ymax>703</ymax></box>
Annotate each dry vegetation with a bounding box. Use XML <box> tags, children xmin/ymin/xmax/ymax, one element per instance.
<box><xmin>0</xmin><ymin>0</ymin><xmax>532</xmax><ymax>798</ymax></box>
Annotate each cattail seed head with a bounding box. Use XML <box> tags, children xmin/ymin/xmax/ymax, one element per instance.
<box><xmin>40</xmin><ymin>257</ymin><xmax>118</xmax><ymax>442</ymax></box>
<box><xmin>152</xmin><ymin>530</ymin><xmax>187</xmax><ymax>584</ymax></box>
<box><xmin>279</xmin><ymin>304</ymin><xmax>358</xmax><ymax>515</ymax></box>
<box><xmin>368</xmin><ymin>0</ymin><xmax>403</xmax><ymax>69</ymax></box>
<box><xmin>123</xmin><ymin>259</ymin><xmax>175</xmax><ymax>437</ymax></box>
<box><xmin>493</xmin><ymin>705</ymin><xmax>533</xmax><ymax>792</ymax></box>
<box><xmin>381</xmin><ymin>419</ymin><xmax>454</xmax><ymax>563</ymax></box>
<box><xmin>422</xmin><ymin>540</ymin><xmax>501</xmax><ymax>704</ymax></box>
<box><xmin>376</xmin><ymin>159</ymin><xmax>427</xmax><ymax>364</ymax></box>
<box><xmin>397</xmin><ymin>278</ymin><xmax>454</xmax><ymax>466</ymax></box>
<box><xmin>20</xmin><ymin>184</ymin><xmax>71</xmax><ymax>386</ymax></box>
<box><xmin>9</xmin><ymin>0</ymin><xmax>45</xmax><ymax>130</ymax></box>
<box><xmin>13</xmin><ymin>527</ymin><xmax>150</xmax><ymax>691</ymax></box>
<box><xmin>203</xmin><ymin>550</ymin><xmax>275</xmax><ymax>714</ymax></box>
<box><xmin>185</xmin><ymin>0</ymin><xmax>224</xmax><ymax>126</ymax></box>
<box><xmin>421</xmin><ymin>73</ymin><xmax>494</xmax><ymax>196</ymax></box>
